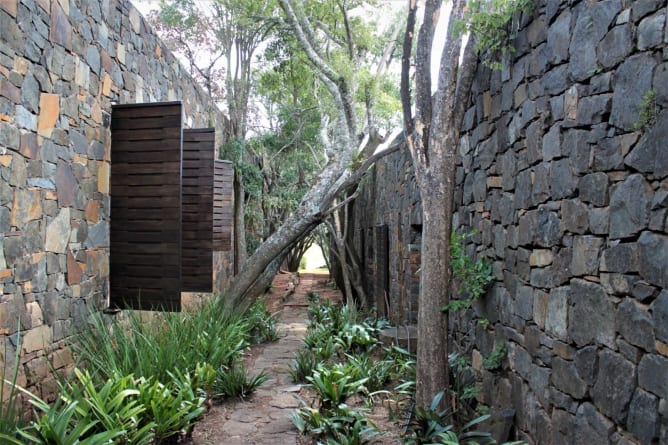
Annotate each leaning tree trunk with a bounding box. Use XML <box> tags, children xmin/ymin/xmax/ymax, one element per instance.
<box><xmin>223</xmin><ymin>151</ymin><xmax>354</xmax><ymax>312</ymax></box>
<box><xmin>223</xmin><ymin>136</ymin><xmax>403</xmax><ymax>312</ymax></box>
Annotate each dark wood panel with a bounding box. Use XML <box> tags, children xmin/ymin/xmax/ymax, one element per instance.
<box><xmin>182</xmin><ymin>128</ymin><xmax>214</xmax><ymax>292</ymax></box>
<box><xmin>375</xmin><ymin>224</ymin><xmax>389</xmax><ymax>319</ymax></box>
<box><xmin>213</xmin><ymin>160</ymin><xmax>233</xmax><ymax>251</ymax></box>
<box><xmin>110</xmin><ymin>102</ymin><xmax>183</xmax><ymax>311</ymax></box>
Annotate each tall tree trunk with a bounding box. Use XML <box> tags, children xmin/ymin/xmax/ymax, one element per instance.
<box><xmin>415</xmin><ymin>140</ymin><xmax>456</xmax><ymax>409</ymax></box>
<box><xmin>233</xmin><ymin>168</ymin><xmax>247</xmax><ymax>275</ymax></box>
<box><xmin>401</xmin><ymin>0</ymin><xmax>478</xmax><ymax>410</ymax></box>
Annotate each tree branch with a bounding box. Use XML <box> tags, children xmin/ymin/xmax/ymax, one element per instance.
<box><xmin>330</xmin><ymin>133</ymin><xmax>404</xmax><ymax>198</ymax></box>
<box><xmin>400</xmin><ymin>0</ymin><xmax>417</xmax><ymax>139</ymax></box>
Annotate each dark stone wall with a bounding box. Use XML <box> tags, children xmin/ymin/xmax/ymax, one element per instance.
<box><xmin>349</xmin><ymin>1</ymin><xmax>668</xmax><ymax>443</ymax></box>
<box><xmin>0</xmin><ymin>0</ymin><xmax>232</xmax><ymax>399</ymax></box>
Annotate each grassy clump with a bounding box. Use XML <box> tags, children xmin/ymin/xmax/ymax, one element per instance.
<box><xmin>2</xmin><ymin>297</ymin><xmax>278</xmax><ymax>443</ymax></box>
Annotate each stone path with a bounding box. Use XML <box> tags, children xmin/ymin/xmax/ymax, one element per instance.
<box><xmin>192</xmin><ymin>273</ymin><xmax>327</xmax><ymax>445</ymax></box>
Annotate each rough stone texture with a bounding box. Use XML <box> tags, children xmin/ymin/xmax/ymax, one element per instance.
<box><xmin>627</xmin><ymin>388</ymin><xmax>659</xmax><ymax>444</ymax></box>
<box><xmin>610</xmin><ymin>53</ymin><xmax>656</xmax><ymax>131</ymax></box>
<box><xmin>626</xmin><ymin>109</ymin><xmax>668</xmax><ymax>178</ymax></box>
<box><xmin>616</xmin><ymin>298</ymin><xmax>655</xmax><ymax>351</ymax></box>
<box><xmin>568</xmin><ymin>279</ymin><xmax>615</xmax><ymax>348</ymax></box>
<box><xmin>609</xmin><ymin>174</ymin><xmax>653</xmax><ymax>239</ymax></box>
<box><xmin>552</xmin><ymin>357</ymin><xmax>587</xmax><ymax>399</ymax></box>
<box><xmin>592</xmin><ymin>349</ymin><xmax>636</xmax><ymax>424</ymax></box>
<box><xmin>0</xmin><ymin>0</ymin><xmax>232</xmax><ymax>402</ymax></box>
<box><xmin>637</xmin><ymin>231</ymin><xmax>668</xmax><ymax>288</ymax></box>
<box><xmin>638</xmin><ymin>354</ymin><xmax>668</xmax><ymax>399</ymax></box>
<box><xmin>347</xmin><ymin>1</ymin><xmax>668</xmax><ymax>443</ymax></box>
<box><xmin>652</xmin><ymin>290</ymin><xmax>668</xmax><ymax>344</ymax></box>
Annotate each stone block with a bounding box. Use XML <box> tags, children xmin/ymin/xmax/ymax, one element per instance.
<box><xmin>22</xmin><ymin>324</ymin><xmax>52</xmax><ymax>353</ymax></box>
<box><xmin>550</xmin><ymin>159</ymin><xmax>576</xmax><ymax>199</ymax></box>
<box><xmin>570</xmin><ymin>236</ymin><xmax>602</xmax><ymax>276</ymax></box>
<box><xmin>638</xmin><ymin>354</ymin><xmax>668</xmax><ymax>399</ymax></box>
<box><xmin>542</xmin><ymin>124</ymin><xmax>561</xmax><ymax>162</ymax></box>
<box><xmin>10</xmin><ymin>187</ymin><xmax>42</xmax><ymax>226</ymax></box>
<box><xmin>652</xmin><ymin>290</ymin><xmax>668</xmax><ymax>344</ymax></box>
<box><xmin>579</xmin><ymin>172</ymin><xmax>609</xmax><ymax>206</ymax></box>
<box><xmin>45</xmin><ymin>207</ymin><xmax>70</xmax><ymax>254</ymax></box>
<box><xmin>637</xmin><ymin>11</ymin><xmax>666</xmax><ymax>49</ymax></box>
<box><xmin>37</xmin><ymin>93</ymin><xmax>59</xmax><ymax>138</ymax></box>
<box><xmin>568</xmin><ymin>279</ymin><xmax>615</xmax><ymax>348</ymax></box>
<box><xmin>574</xmin><ymin>402</ymin><xmax>615</xmax><ymax>444</ymax></box>
<box><xmin>534</xmin><ymin>208</ymin><xmax>561</xmax><ymax>248</ymax></box>
<box><xmin>592</xmin><ymin>349</ymin><xmax>636</xmax><ymax>423</ymax></box>
<box><xmin>610</xmin><ymin>53</ymin><xmax>656</xmax><ymax>131</ymax></box>
<box><xmin>562</xmin><ymin>129</ymin><xmax>591</xmax><ymax>174</ymax></box>
<box><xmin>601</xmin><ymin>242</ymin><xmax>639</xmax><ymax>273</ymax></box>
<box><xmin>533</xmin><ymin>289</ymin><xmax>548</xmax><ymax>329</ymax></box>
<box><xmin>637</xmin><ymin>231</ymin><xmax>668</xmax><ymax>288</ymax></box>
<box><xmin>529</xmin><ymin>249</ymin><xmax>553</xmax><ymax>267</ymax></box>
<box><xmin>616</xmin><ymin>298</ymin><xmax>655</xmax><ymax>352</ymax></box>
<box><xmin>598</xmin><ymin>24</ymin><xmax>633</xmax><ymax>68</ymax></box>
<box><xmin>552</xmin><ymin>357</ymin><xmax>587</xmax><ymax>399</ymax></box>
<box><xmin>531</xmin><ymin>164</ymin><xmax>550</xmax><ymax>205</ymax></box>
<box><xmin>588</xmin><ymin>208</ymin><xmax>609</xmax><ymax>235</ymax></box>
<box><xmin>546</xmin><ymin>10</ymin><xmax>571</xmax><ymax>65</ymax></box>
<box><xmin>545</xmin><ymin>286</ymin><xmax>568</xmax><ymax>341</ymax></box>
<box><xmin>627</xmin><ymin>388</ymin><xmax>659</xmax><ymax>444</ymax></box>
<box><xmin>561</xmin><ymin>199</ymin><xmax>588</xmax><ymax>234</ymax></box>
<box><xmin>609</xmin><ymin>174</ymin><xmax>652</xmax><ymax>239</ymax></box>
<box><xmin>625</xmin><ymin>109</ymin><xmax>668</xmax><ymax>179</ymax></box>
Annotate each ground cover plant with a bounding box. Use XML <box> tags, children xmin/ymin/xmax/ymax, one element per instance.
<box><xmin>290</xmin><ymin>297</ymin><xmax>523</xmax><ymax>444</ymax></box>
<box><xmin>1</xmin><ymin>298</ymin><xmax>278</xmax><ymax>444</ymax></box>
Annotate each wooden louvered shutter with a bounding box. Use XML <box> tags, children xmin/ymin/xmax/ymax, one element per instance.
<box><xmin>182</xmin><ymin>128</ymin><xmax>215</xmax><ymax>292</ymax></box>
<box><xmin>213</xmin><ymin>160</ymin><xmax>233</xmax><ymax>251</ymax></box>
<box><xmin>110</xmin><ymin>102</ymin><xmax>183</xmax><ymax>311</ymax></box>
<box><xmin>375</xmin><ymin>224</ymin><xmax>389</xmax><ymax>318</ymax></box>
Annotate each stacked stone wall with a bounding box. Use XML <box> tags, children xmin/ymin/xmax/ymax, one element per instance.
<box><xmin>349</xmin><ymin>0</ymin><xmax>668</xmax><ymax>443</ymax></box>
<box><xmin>0</xmin><ymin>0</ymin><xmax>231</xmax><ymax>400</ymax></box>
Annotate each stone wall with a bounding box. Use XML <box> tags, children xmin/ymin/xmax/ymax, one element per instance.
<box><xmin>349</xmin><ymin>0</ymin><xmax>668</xmax><ymax>443</ymax></box>
<box><xmin>0</xmin><ymin>0</ymin><xmax>231</xmax><ymax>400</ymax></box>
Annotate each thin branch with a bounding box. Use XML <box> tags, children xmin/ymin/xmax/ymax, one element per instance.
<box><xmin>323</xmin><ymin>190</ymin><xmax>360</xmax><ymax>216</ymax></box>
<box><xmin>330</xmin><ymin>133</ymin><xmax>404</xmax><ymax>198</ymax></box>
<box><xmin>453</xmin><ymin>34</ymin><xmax>479</xmax><ymax>129</ymax></box>
<box><xmin>400</xmin><ymin>0</ymin><xmax>417</xmax><ymax>139</ymax></box>
<box><xmin>432</xmin><ymin>0</ymin><xmax>466</xmax><ymax>133</ymax></box>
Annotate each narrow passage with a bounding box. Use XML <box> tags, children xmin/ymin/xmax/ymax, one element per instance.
<box><xmin>191</xmin><ymin>273</ymin><xmax>336</xmax><ymax>445</ymax></box>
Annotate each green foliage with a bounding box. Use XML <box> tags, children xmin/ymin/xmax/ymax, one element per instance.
<box><xmin>71</xmin><ymin>296</ymin><xmax>249</xmax><ymax>384</ymax></box>
<box><xmin>292</xmin><ymin>402</ymin><xmax>379</xmax><ymax>445</ymax></box>
<box><xmin>16</xmin><ymin>367</ymin><xmax>206</xmax><ymax>444</ymax></box>
<box><xmin>454</xmin><ymin>0</ymin><xmax>533</xmax><ymax>70</ymax></box>
<box><xmin>134</xmin><ymin>374</ymin><xmax>205</xmax><ymax>442</ymax></box>
<box><xmin>1</xmin><ymin>327</ymin><xmax>25</xmax><ymax>441</ymax></box>
<box><xmin>483</xmin><ymin>342</ymin><xmax>507</xmax><ymax>371</ymax></box>
<box><xmin>306</xmin><ymin>291</ymin><xmax>321</xmax><ymax>303</ymax></box>
<box><xmin>289</xmin><ymin>349</ymin><xmax>321</xmax><ymax>383</ymax></box>
<box><xmin>18</xmin><ymin>394</ymin><xmax>125</xmax><ymax>445</ymax></box>
<box><xmin>344</xmin><ymin>353</ymin><xmax>393</xmax><ymax>392</ymax></box>
<box><xmin>335</xmin><ymin>322</ymin><xmax>380</xmax><ymax>352</ymax></box>
<box><xmin>307</xmin><ymin>363</ymin><xmax>368</xmax><ymax>409</ymax></box>
<box><xmin>58</xmin><ymin>369</ymin><xmax>154</xmax><ymax>445</ymax></box>
<box><xmin>442</xmin><ymin>231</ymin><xmax>494</xmax><ymax>313</ymax></box>
<box><xmin>246</xmin><ymin>300</ymin><xmax>280</xmax><ymax>344</ymax></box>
<box><xmin>212</xmin><ymin>365</ymin><xmax>268</xmax><ymax>400</ymax></box>
<box><xmin>406</xmin><ymin>392</ymin><xmax>498</xmax><ymax>445</ymax></box>
<box><xmin>634</xmin><ymin>90</ymin><xmax>659</xmax><ymax>131</ymax></box>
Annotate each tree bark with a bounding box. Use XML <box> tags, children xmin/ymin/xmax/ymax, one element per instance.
<box><xmin>401</xmin><ymin>0</ymin><xmax>478</xmax><ymax>410</ymax></box>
